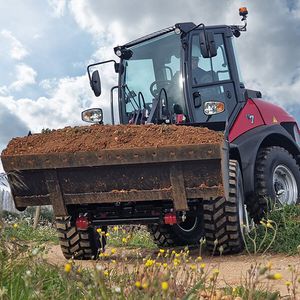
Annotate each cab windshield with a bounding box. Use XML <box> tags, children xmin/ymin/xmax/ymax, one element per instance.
<box><xmin>122</xmin><ymin>32</ymin><xmax>185</xmax><ymax>120</ymax></box>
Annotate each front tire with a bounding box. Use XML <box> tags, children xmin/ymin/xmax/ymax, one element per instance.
<box><xmin>203</xmin><ymin>160</ymin><xmax>246</xmax><ymax>254</ymax></box>
<box><xmin>253</xmin><ymin>146</ymin><xmax>300</xmax><ymax>220</ymax></box>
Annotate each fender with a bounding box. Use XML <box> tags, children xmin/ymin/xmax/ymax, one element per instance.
<box><xmin>230</xmin><ymin>124</ymin><xmax>300</xmax><ymax>200</ymax></box>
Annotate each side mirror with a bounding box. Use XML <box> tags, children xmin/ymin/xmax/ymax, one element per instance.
<box><xmin>90</xmin><ymin>70</ymin><xmax>101</xmax><ymax>97</ymax></box>
<box><xmin>199</xmin><ymin>31</ymin><xmax>217</xmax><ymax>58</ymax></box>
<box><xmin>81</xmin><ymin>108</ymin><xmax>103</xmax><ymax>124</ymax></box>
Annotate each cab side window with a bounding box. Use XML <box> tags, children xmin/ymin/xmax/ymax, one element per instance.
<box><xmin>191</xmin><ymin>33</ymin><xmax>230</xmax><ymax>85</ymax></box>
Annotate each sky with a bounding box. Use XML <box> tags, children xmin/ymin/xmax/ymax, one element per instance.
<box><xmin>0</xmin><ymin>0</ymin><xmax>300</xmax><ymax>172</ymax></box>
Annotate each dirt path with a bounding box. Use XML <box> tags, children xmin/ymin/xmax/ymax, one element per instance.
<box><xmin>46</xmin><ymin>245</ymin><xmax>299</xmax><ymax>297</ymax></box>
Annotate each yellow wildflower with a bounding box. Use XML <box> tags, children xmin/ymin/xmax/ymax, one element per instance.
<box><xmin>112</xmin><ymin>260</ymin><xmax>116</xmax><ymax>264</ymax></box>
<box><xmin>135</xmin><ymin>281</ymin><xmax>141</xmax><ymax>288</ymax></box>
<box><xmin>64</xmin><ymin>263</ymin><xmax>72</xmax><ymax>273</ymax></box>
<box><xmin>105</xmin><ymin>232</ymin><xmax>110</xmax><ymax>237</ymax></box>
<box><xmin>99</xmin><ymin>252</ymin><xmax>109</xmax><ymax>258</ymax></box>
<box><xmin>190</xmin><ymin>264</ymin><xmax>197</xmax><ymax>270</ymax></box>
<box><xmin>200</xmin><ymin>263</ymin><xmax>206</xmax><ymax>269</ymax></box>
<box><xmin>113</xmin><ymin>226</ymin><xmax>119</xmax><ymax>231</ymax></box>
<box><xmin>111</xmin><ymin>248</ymin><xmax>117</xmax><ymax>255</ymax></box>
<box><xmin>173</xmin><ymin>258</ymin><xmax>180</xmax><ymax>266</ymax></box>
<box><xmin>161</xmin><ymin>281</ymin><xmax>169</xmax><ymax>291</ymax></box>
<box><xmin>163</xmin><ymin>263</ymin><xmax>168</xmax><ymax>268</ymax></box>
<box><xmin>159</xmin><ymin>249</ymin><xmax>165</xmax><ymax>254</ymax></box>
<box><xmin>273</xmin><ymin>273</ymin><xmax>283</xmax><ymax>280</ymax></box>
<box><xmin>145</xmin><ymin>259</ymin><xmax>155</xmax><ymax>267</ymax></box>
<box><xmin>142</xmin><ymin>282</ymin><xmax>148</xmax><ymax>289</ymax></box>
<box><xmin>196</xmin><ymin>256</ymin><xmax>202</xmax><ymax>262</ymax></box>
<box><xmin>285</xmin><ymin>281</ymin><xmax>292</xmax><ymax>287</ymax></box>
<box><xmin>268</xmin><ymin>273</ymin><xmax>283</xmax><ymax>280</ymax></box>
<box><xmin>13</xmin><ymin>223</ymin><xmax>18</xmax><ymax>229</ymax></box>
<box><xmin>103</xmin><ymin>270</ymin><xmax>109</xmax><ymax>276</ymax></box>
<box><xmin>122</xmin><ymin>237</ymin><xmax>127</xmax><ymax>244</ymax></box>
<box><xmin>96</xmin><ymin>228</ymin><xmax>102</xmax><ymax>233</ymax></box>
<box><xmin>213</xmin><ymin>269</ymin><xmax>220</xmax><ymax>275</ymax></box>
<box><xmin>260</xmin><ymin>220</ymin><xmax>266</xmax><ymax>227</ymax></box>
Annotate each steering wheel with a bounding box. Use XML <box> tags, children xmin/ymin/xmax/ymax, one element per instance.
<box><xmin>150</xmin><ymin>80</ymin><xmax>172</xmax><ymax>97</ymax></box>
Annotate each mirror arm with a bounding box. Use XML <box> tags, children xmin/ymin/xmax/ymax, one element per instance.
<box><xmin>87</xmin><ymin>59</ymin><xmax>117</xmax><ymax>82</ymax></box>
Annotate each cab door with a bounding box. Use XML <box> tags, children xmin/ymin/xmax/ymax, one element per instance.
<box><xmin>188</xmin><ymin>31</ymin><xmax>238</xmax><ymax>124</ymax></box>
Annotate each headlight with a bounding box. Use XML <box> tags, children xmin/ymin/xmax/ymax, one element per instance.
<box><xmin>203</xmin><ymin>101</ymin><xmax>225</xmax><ymax>115</ymax></box>
<box><xmin>81</xmin><ymin>108</ymin><xmax>103</xmax><ymax>124</ymax></box>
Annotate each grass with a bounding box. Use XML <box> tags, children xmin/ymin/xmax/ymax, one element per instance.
<box><xmin>0</xmin><ymin>204</ymin><xmax>299</xmax><ymax>299</ymax></box>
<box><xmin>245</xmin><ymin>204</ymin><xmax>300</xmax><ymax>255</ymax></box>
<box><xmin>0</xmin><ymin>229</ymin><xmax>288</xmax><ymax>300</ymax></box>
<box><xmin>108</xmin><ymin>225</ymin><xmax>157</xmax><ymax>249</ymax></box>
<box><xmin>0</xmin><ymin>210</ymin><xmax>58</xmax><ymax>244</ymax></box>
<box><xmin>2</xmin><ymin>221</ymin><xmax>58</xmax><ymax>244</ymax></box>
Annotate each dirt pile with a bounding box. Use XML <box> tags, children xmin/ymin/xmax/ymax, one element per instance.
<box><xmin>2</xmin><ymin>124</ymin><xmax>224</xmax><ymax>156</ymax></box>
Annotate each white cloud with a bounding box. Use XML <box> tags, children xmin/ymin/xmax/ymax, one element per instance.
<box><xmin>0</xmin><ymin>74</ymin><xmax>112</xmax><ymax>135</ymax></box>
<box><xmin>9</xmin><ymin>64</ymin><xmax>37</xmax><ymax>91</ymax></box>
<box><xmin>0</xmin><ymin>85</ymin><xmax>9</xmax><ymax>96</ymax></box>
<box><xmin>1</xmin><ymin>29</ymin><xmax>28</xmax><ymax>60</ymax></box>
<box><xmin>48</xmin><ymin>0</ymin><xmax>67</xmax><ymax>17</ymax></box>
<box><xmin>68</xmin><ymin>0</ymin><xmax>300</xmax><ymax>114</ymax></box>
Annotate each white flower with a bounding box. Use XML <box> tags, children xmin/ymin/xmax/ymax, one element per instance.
<box><xmin>32</xmin><ymin>248</ymin><xmax>39</xmax><ymax>256</ymax></box>
<box><xmin>96</xmin><ymin>264</ymin><xmax>104</xmax><ymax>271</ymax></box>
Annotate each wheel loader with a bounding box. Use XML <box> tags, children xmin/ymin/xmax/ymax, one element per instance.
<box><xmin>1</xmin><ymin>8</ymin><xmax>300</xmax><ymax>259</ymax></box>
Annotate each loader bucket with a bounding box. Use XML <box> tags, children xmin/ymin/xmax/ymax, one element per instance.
<box><xmin>1</xmin><ymin>142</ymin><xmax>228</xmax><ymax>216</ymax></box>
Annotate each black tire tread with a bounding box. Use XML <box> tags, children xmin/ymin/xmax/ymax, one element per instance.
<box><xmin>147</xmin><ymin>224</ymin><xmax>183</xmax><ymax>247</ymax></box>
<box><xmin>56</xmin><ymin>216</ymin><xmax>98</xmax><ymax>260</ymax></box>
<box><xmin>252</xmin><ymin>146</ymin><xmax>300</xmax><ymax>220</ymax></box>
<box><xmin>203</xmin><ymin>160</ymin><xmax>244</xmax><ymax>254</ymax></box>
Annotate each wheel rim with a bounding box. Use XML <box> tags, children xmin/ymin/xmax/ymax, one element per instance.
<box><xmin>273</xmin><ymin>164</ymin><xmax>298</xmax><ymax>205</ymax></box>
<box><xmin>177</xmin><ymin>216</ymin><xmax>198</xmax><ymax>232</ymax></box>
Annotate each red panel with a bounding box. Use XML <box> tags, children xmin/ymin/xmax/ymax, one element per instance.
<box><xmin>252</xmin><ymin>98</ymin><xmax>296</xmax><ymax>125</ymax></box>
<box><xmin>229</xmin><ymin>99</ymin><xmax>264</xmax><ymax>142</ymax></box>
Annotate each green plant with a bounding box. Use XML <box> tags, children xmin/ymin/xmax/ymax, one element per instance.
<box><xmin>2</xmin><ymin>220</ymin><xmax>58</xmax><ymax>244</ymax></box>
<box><xmin>245</xmin><ymin>204</ymin><xmax>300</xmax><ymax>255</ymax></box>
<box><xmin>107</xmin><ymin>225</ymin><xmax>157</xmax><ymax>249</ymax></box>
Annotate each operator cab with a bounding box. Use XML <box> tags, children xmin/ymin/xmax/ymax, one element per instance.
<box><xmin>86</xmin><ymin>8</ymin><xmax>250</xmax><ymax>130</ymax></box>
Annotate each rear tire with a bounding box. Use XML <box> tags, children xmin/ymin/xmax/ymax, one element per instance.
<box><xmin>148</xmin><ymin>208</ymin><xmax>203</xmax><ymax>247</ymax></box>
<box><xmin>203</xmin><ymin>160</ymin><xmax>245</xmax><ymax>254</ymax></box>
<box><xmin>253</xmin><ymin>146</ymin><xmax>300</xmax><ymax>221</ymax></box>
<box><xmin>56</xmin><ymin>216</ymin><xmax>104</xmax><ymax>260</ymax></box>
